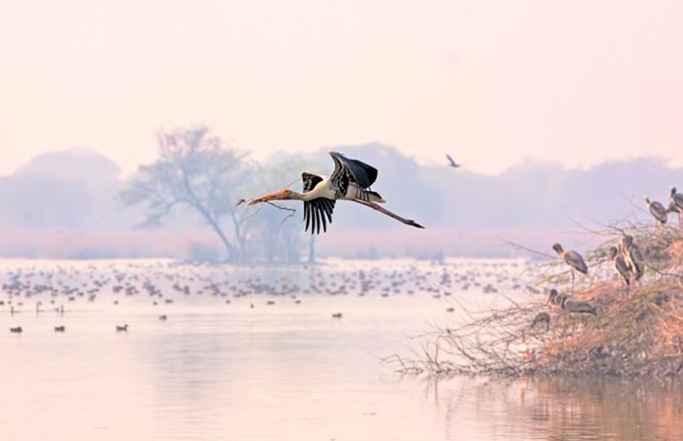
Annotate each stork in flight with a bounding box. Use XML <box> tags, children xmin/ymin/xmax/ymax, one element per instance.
<box><xmin>247</xmin><ymin>152</ymin><xmax>425</xmax><ymax>234</ymax></box>
<box><xmin>445</xmin><ymin>154</ymin><xmax>461</xmax><ymax>168</ymax></box>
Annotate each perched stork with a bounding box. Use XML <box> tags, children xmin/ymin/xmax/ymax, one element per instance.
<box><xmin>445</xmin><ymin>154</ymin><xmax>461</xmax><ymax>169</ymax></box>
<box><xmin>552</xmin><ymin>243</ymin><xmax>588</xmax><ymax>292</ymax></box>
<box><xmin>619</xmin><ymin>235</ymin><xmax>643</xmax><ymax>283</ymax></box>
<box><xmin>645</xmin><ymin>197</ymin><xmax>668</xmax><ymax>225</ymax></box>
<box><xmin>608</xmin><ymin>246</ymin><xmax>631</xmax><ymax>288</ymax></box>
<box><xmin>561</xmin><ymin>296</ymin><xmax>597</xmax><ymax>316</ymax></box>
<box><xmin>247</xmin><ymin>152</ymin><xmax>425</xmax><ymax>234</ymax></box>
<box><xmin>671</xmin><ymin>187</ymin><xmax>683</xmax><ymax>210</ymax></box>
<box><xmin>670</xmin><ymin>187</ymin><xmax>683</xmax><ymax>227</ymax></box>
<box><xmin>547</xmin><ymin>289</ymin><xmax>597</xmax><ymax>316</ymax></box>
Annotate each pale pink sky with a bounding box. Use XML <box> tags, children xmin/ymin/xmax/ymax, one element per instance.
<box><xmin>1</xmin><ymin>0</ymin><xmax>682</xmax><ymax>175</ymax></box>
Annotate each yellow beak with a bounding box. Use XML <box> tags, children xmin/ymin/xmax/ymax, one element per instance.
<box><xmin>248</xmin><ymin>189</ymin><xmax>290</xmax><ymax>206</ymax></box>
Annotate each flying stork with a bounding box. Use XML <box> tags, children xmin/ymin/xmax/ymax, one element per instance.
<box><xmin>247</xmin><ymin>152</ymin><xmax>425</xmax><ymax>234</ymax></box>
<box><xmin>552</xmin><ymin>243</ymin><xmax>588</xmax><ymax>292</ymax></box>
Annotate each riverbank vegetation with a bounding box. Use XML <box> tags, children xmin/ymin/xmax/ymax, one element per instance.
<box><xmin>396</xmin><ymin>224</ymin><xmax>683</xmax><ymax>381</ymax></box>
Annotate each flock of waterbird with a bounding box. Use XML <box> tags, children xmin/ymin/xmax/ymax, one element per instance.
<box><xmin>4</xmin><ymin>152</ymin><xmax>683</xmax><ymax>335</ymax></box>
<box><xmin>2</xmin><ymin>257</ymin><xmax>550</xmax><ymax>335</ymax></box>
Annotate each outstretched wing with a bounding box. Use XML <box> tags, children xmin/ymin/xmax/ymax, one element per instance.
<box><xmin>446</xmin><ymin>154</ymin><xmax>460</xmax><ymax>168</ymax></box>
<box><xmin>329</xmin><ymin>152</ymin><xmax>378</xmax><ymax>191</ymax></box>
<box><xmin>301</xmin><ymin>172</ymin><xmax>335</xmax><ymax>235</ymax></box>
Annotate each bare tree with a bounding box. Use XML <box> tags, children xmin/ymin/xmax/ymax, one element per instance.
<box><xmin>245</xmin><ymin>158</ymin><xmax>311</xmax><ymax>263</ymax></box>
<box><xmin>120</xmin><ymin>126</ymin><xmax>251</xmax><ymax>262</ymax></box>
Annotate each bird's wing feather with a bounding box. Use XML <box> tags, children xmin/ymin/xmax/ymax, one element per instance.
<box><xmin>566</xmin><ymin>251</ymin><xmax>588</xmax><ymax>274</ymax></box>
<box><xmin>329</xmin><ymin>152</ymin><xmax>378</xmax><ymax>189</ymax></box>
<box><xmin>302</xmin><ymin>172</ymin><xmax>323</xmax><ymax>192</ymax></box>
<box><xmin>651</xmin><ymin>202</ymin><xmax>668</xmax><ymax>223</ymax></box>
<box><xmin>303</xmin><ymin>197</ymin><xmax>336</xmax><ymax>235</ymax></box>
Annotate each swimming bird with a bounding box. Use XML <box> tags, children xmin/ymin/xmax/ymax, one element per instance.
<box><xmin>552</xmin><ymin>243</ymin><xmax>588</xmax><ymax>291</ymax></box>
<box><xmin>54</xmin><ymin>326</ymin><xmax>66</xmax><ymax>333</ymax></box>
<box><xmin>619</xmin><ymin>235</ymin><xmax>644</xmax><ymax>283</ymax></box>
<box><xmin>9</xmin><ymin>326</ymin><xmax>22</xmax><ymax>333</ymax></box>
<box><xmin>608</xmin><ymin>246</ymin><xmax>631</xmax><ymax>288</ymax></box>
<box><xmin>645</xmin><ymin>197</ymin><xmax>668</xmax><ymax>225</ymax></box>
<box><xmin>247</xmin><ymin>152</ymin><xmax>425</xmax><ymax>234</ymax></box>
<box><xmin>445</xmin><ymin>154</ymin><xmax>461</xmax><ymax>168</ymax></box>
<box><xmin>331</xmin><ymin>312</ymin><xmax>343</xmax><ymax>319</ymax></box>
<box><xmin>116</xmin><ymin>324</ymin><xmax>128</xmax><ymax>332</ymax></box>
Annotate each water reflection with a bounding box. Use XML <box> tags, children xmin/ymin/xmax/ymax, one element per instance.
<box><xmin>1</xmin><ymin>291</ymin><xmax>682</xmax><ymax>440</ymax></box>
<box><xmin>431</xmin><ymin>376</ymin><xmax>683</xmax><ymax>441</ymax></box>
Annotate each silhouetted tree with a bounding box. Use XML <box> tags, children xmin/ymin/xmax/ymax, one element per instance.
<box><xmin>120</xmin><ymin>126</ymin><xmax>251</xmax><ymax>262</ymax></box>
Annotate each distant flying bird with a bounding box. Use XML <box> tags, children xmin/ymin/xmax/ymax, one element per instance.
<box><xmin>645</xmin><ymin>197</ymin><xmax>668</xmax><ymax>225</ymax></box>
<box><xmin>247</xmin><ymin>152</ymin><xmax>425</xmax><ymax>234</ymax></box>
<box><xmin>445</xmin><ymin>154</ymin><xmax>461</xmax><ymax>168</ymax></box>
<box><xmin>552</xmin><ymin>243</ymin><xmax>588</xmax><ymax>291</ymax></box>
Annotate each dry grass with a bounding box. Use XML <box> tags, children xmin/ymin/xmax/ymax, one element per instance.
<box><xmin>396</xmin><ymin>228</ymin><xmax>683</xmax><ymax>381</ymax></box>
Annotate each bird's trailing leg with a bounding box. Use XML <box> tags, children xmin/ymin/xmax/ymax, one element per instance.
<box><xmin>351</xmin><ymin>199</ymin><xmax>425</xmax><ymax>229</ymax></box>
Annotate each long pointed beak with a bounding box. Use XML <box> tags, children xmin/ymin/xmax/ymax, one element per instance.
<box><xmin>247</xmin><ymin>189</ymin><xmax>289</xmax><ymax>206</ymax></box>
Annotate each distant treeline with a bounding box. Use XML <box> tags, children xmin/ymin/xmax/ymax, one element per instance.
<box><xmin>0</xmin><ymin>142</ymin><xmax>680</xmax><ymax>260</ymax></box>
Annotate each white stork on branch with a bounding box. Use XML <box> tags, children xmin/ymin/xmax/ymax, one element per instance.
<box><xmin>247</xmin><ymin>152</ymin><xmax>425</xmax><ymax>234</ymax></box>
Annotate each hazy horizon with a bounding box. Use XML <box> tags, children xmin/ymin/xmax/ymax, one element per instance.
<box><xmin>2</xmin><ymin>1</ymin><xmax>683</xmax><ymax>176</ymax></box>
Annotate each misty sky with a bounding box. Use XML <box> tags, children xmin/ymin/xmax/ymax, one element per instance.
<box><xmin>1</xmin><ymin>0</ymin><xmax>682</xmax><ymax>176</ymax></box>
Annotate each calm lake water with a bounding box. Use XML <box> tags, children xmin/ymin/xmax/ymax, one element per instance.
<box><xmin>0</xmin><ymin>259</ymin><xmax>681</xmax><ymax>441</ymax></box>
